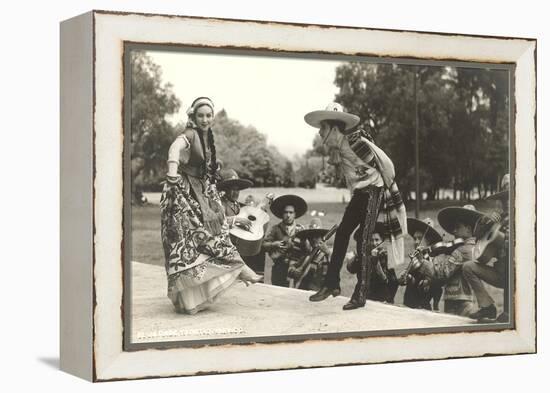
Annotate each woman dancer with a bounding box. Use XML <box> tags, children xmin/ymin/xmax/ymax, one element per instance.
<box><xmin>161</xmin><ymin>97</ymin><xmax>261</xmax><ymax>314</ymax></box>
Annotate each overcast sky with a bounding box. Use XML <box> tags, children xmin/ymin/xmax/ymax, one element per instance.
<box><xmin>147</xmin><ymin>50</ymin><xmax>342</xmax><ymax>159</ymax></box>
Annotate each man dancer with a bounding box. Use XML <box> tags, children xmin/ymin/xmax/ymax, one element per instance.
<box><xmin>263</xmin><ymin>195</ymin><xmax>308</xmax><ymax>287</ymax></box>
<box><xmin>304</xmin><ymin>103</ymin><xmax>407</xmax><ymax>310</ymax></box>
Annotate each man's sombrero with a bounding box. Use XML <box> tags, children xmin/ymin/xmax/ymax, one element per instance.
<box><xmin>270</xmin><ymin>194</ymin><xmax>307</xmax><ymax>219</ymax></box>
<box><xmin>304</xmin><ymin>102</ymin><xmax>360</xmax><ymax>131</ymax></box>
<box><xmin>486</xmin><ymin>173</ymin><xmax>510</xmax><ymax>201</ymax></box>
<box><xmin>407</xmin><ymin>217</ymin><xmax>443</xmax><ymax>244</ymax></box>
<box><xmin>437</xmin><ymin>205</ymin><xmax>485</xmax><ymax>235</ymax></box>
<box><xmin>353</xmin><ymin>221</ymin><xmax>386</xmax><ymax>242</ymax></box>
<box><xmin>294</xmin><ymin>218</ymin><xmax>329</xmax><ymax>240</ymax></box>
<box><xmin>217</xmin><ymin>169</ymin><xmax>253</xmax><ymax>191</ymax></box>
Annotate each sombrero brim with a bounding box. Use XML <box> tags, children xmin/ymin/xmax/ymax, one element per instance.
<box><xmin>407</xmin><ymin>218</ymin><xmax>443</xmax><ymax>244</ymax></box>
<box><xmin>304</xmin><ymin>110</ymin><xmax>360</xmax><ymax>131</ymax></box>
<box><xmin>437</xmin><ymin>207</ymin><xmax>485</xmax><ymax>235</ymax></box>
<box><xmin>486</xmin><ymin>190</ymin><xmax>509</xmax><ymax>201</ymax></box>
<box><xmin>270</xmin><ymin>195</ymin><xmax>308</xmax><ymax>219</ymax></box>
<box><xmin>353</xmin><ymin>222</ymin><xmax>385</xmax><ymax>242</ymax></box>
<box><xmin>295</xmin><ymin>228</ymin><xmax>329</xmax><ymax>240</ymax></box>
<box><xmin>218</xmin><ymin>178</ymin><xmax>253</xmax><ymax>191</ymax></box>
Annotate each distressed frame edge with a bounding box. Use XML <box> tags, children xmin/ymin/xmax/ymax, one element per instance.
<box><xmin>59</xmin><ymin>11</ymin><xmax>95</xmax><ymax>381</ymax></box>
<box><xmin>91</xmin><ymin>8</ymin><xmax>538</xmax><ymax>42</ymax></box>
<box><xmin>512</xmin><ymin>40</ymin><xmax>537</xmax><ymax>354</ymax></box>
<box><xmin>91</xmin><ymin>12</ymin><xmax>537</xmax><ymax>381</ymax></box>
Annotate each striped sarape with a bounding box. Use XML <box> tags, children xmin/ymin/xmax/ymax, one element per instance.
<box><xmin>347</xmin><ymin>129</ymin><xmax>408</xmax><ymax>268</ymax></box>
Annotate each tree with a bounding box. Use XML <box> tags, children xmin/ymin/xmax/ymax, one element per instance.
<box><xmin>212</xmin><ymin>110</ymin><xmax>292</xmax><ymax>187</ymax></box>
<box><xmin>333</xmin><ymin>62</ymin><xmax>428</xmax><ymax>197</ymax></box>
<box><xmin>130</xmin><ymin>51</ymin><xmax>181</xmax><ymax>201</ymax></box>
<box><xmin>282</xmin><ymin>161</ymin><xmax>296</xmax><ymax>187</ymax></box>
<box><xmin>329</xmin><ymin>61</ymin><xmax>509</xmax><ymax>200</ymax></box>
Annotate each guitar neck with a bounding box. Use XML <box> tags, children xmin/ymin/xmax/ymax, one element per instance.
<box><xmin>309</xmin><ymin>225</ymin><xmax>339</xmax><ymax>258</ymax></box>
<box><xmin>323</xmin><ymin>224</ymin><xmax>338</xmax><ymax>242</ymax></box>
<box><xmin>403</xmin><ymin>258</ymin><xmax>415</xmax><ymax>276</ymax></box>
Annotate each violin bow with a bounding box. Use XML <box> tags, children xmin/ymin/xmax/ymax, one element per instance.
<box><xmin>419</xmin><ymin>224</ymin><xmax>430</xmax><ymax>248</ymax></box>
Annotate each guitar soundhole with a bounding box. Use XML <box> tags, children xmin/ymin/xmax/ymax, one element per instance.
<box><xmin>248</xmin><ymin>215</ymin><xmax>256</xmax><ymax>221</ymax></box>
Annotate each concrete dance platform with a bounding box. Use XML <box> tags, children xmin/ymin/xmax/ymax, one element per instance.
<box><xmin>130</xmin><ymin>261</ymin><xmax>473</xmax><ymax>344</ymax></box>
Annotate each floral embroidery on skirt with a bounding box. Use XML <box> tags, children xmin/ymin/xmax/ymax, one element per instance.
<box><xmin>160</xmin><ymin>176</ymin><xmax>244</xmax><ymax>314</ymax></box>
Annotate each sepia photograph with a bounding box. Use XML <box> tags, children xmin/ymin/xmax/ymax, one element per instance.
<box><xmin>125</xmin><ymin>45</ymin><xmax>514</xmax><ymax>348</ymax></box>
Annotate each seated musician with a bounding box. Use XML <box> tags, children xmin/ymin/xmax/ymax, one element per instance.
<box><xmin>427</xmin><ymin>205</ymin><xmax>484</xmax><ymax>317</ymax></box>
<box><xmin>289</xmin><ymin>218</ymin><xmax>332</xmax><ymax>291</ymax></box>
<box><xmin>218</xmin><ymin>169</ymin><xmax>253</xmax><ymax>228</ymax></box>
<box><xmin>262</xmin><ymin>195</ymin><xmax>309</xmax><ymax>287</ymax></box>
<box><xmin>347</xmin><ymin>222</ymin><xmax>398</xmax><ymax>304</ymax></box>
<box><xmin>401</xmin><ymin>218</ymin><xmax>443</xmax><ymax>311</ymax></box>
<box><xmin>463</xmin><ymin>174</ymin><xmax>510</xmax><ymax>322</ymax></box>
<box><xmin>218</xmin><ymin>169</ymin><xmax>264</xmax><ymax>276</ymax></box>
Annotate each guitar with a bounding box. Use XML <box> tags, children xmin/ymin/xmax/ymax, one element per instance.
<box><xmin>268</xmin><ymin>234</ymin><xmax>303</xmax><ymax>261</ymax></box>
<box><xmin>229</xmin><ymin>205</ymin><xmax>270</xmax><ymax>256</ymax></box>
<box><xmin>290</xmin><ymin>224</ymin><xmax>338</xmax><ymax>288</ymax></box>
<box><xmin>472</xmin><ymin>221</ymin><xmax>505</xmax><ymax>264</ymax></box>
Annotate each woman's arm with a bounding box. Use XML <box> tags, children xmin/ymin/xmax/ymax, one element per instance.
<box><xmin>226</xmin><ymin>215</ymin><xmax>235</xmax><ymax>227</ymax></box>
<box><xmin>166</xmin><ymin>133</ymin><xmax>192</xmax><ymax>177</ymax></box>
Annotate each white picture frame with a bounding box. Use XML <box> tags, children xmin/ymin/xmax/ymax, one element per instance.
<box><xmin>60</xmin><ymin>10</ymin><xmax>536</xmax><ymax>381</ymax></box>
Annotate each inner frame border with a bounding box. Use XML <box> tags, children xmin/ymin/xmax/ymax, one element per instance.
<box><xmin>121</xmin><ymin>41</ymin><xmax>517</xmax><ymax>352</ymax></box>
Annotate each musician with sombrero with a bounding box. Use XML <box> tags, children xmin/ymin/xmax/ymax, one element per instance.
<box><xmin>218</xmin><ymin>169</ymin><xmax>254</xmax><ymax>227</ymax></box>
<box><xmin>464</xmin><ymin>173</ymin><xmax>510</xmax><ymax>322</ymax></box>
<box><xmin>402</xmin><ymin>217</ymin><xmax>444</xmax><ymax>311</ymax></box>
<box><xmin>288</xmin><ymin>218</ymin><xmax>332</xmax><ymax>291</ymax></box>
<box><xmin>218</xmin><ymin>169</ymin><xmax>269</xmax><ymax>277</ymax></box>
<box><xmin>263</xmin><ymin>195</ymin><xmax>308</xmax><ymax>287</ymax></box>
<box><xmin>435</xmin><ymin>204</ymin><xmax>484</xmax><ymax>317</ymax></box>
<box><xmin>304</xmin><ymin>103</ymin><xmax>407</xmax><ymax>310</ymax></box>
<box><xmin>347</xmin><ymin>222</ymin><xmax>399</xmax><ymax>304</ymax></box>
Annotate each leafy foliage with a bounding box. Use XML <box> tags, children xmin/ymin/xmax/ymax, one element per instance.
<box><xmin>130</xmin><ymin>53</ymin><xmax>509</xmax><ymax>201</ymax></box>
<box><xmin>211</xmin><ymin>110</ymin><xmax>294</xmax><ymax>187</ymax></box>
<box><xmin>324</xmin><ymin>62</ymin><xmax>509</xmax><ymax>200</ymax></box>
<box><xmin>130</xmin><ymin>51</ymin><xmax>181</xmax><ymax>196</ymax></box>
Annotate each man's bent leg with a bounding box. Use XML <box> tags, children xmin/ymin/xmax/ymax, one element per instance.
<box><xmin>462</xmin><ymin>261</ymin><xmax>503</xmax><ymax>308</ymax></box>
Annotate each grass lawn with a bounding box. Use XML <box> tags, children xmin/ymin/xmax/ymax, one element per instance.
<box><xmin>131</xmin><ymin>197</ymin><xmax>504</xmax><ymax>313</ymax></box>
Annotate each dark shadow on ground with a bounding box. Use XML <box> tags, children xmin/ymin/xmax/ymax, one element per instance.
<box><xmin>38</xmin><ymin>357</ymin><xmax>59</xmax><ymax>370</ymax></box>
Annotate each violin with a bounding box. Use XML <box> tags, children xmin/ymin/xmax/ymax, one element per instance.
<box><xmin>370</xmin><ymin>240</ymin><xmax>389</xmax><ymax>257</ymax></box>
<box><xmin>371</xmin><ymin>247</ymin><xmax>387</xmax><ymax>257</ymax></box>
<box><xmin>409</xmin><ymin>238</ymin><xmax>465</xmax><ymax>259</ymax></box>
<box><xmin>401</xmin><ymin>238</ymin><xmax>465</xmax><ymax>285</ymax></box>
